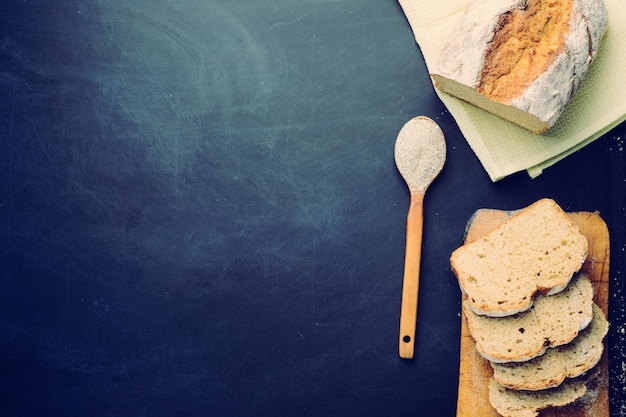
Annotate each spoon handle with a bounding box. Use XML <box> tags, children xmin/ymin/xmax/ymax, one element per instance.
<box><xmin>399</xmin><ymin>191</ymin><xmax>425</xmax><ymax>359</ymax></box>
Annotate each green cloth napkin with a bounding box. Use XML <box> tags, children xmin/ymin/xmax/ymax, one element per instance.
<box><xmin>398</xmin><ymin>0</ymin><xmax>626</xmax><ymax>181</ymax></box>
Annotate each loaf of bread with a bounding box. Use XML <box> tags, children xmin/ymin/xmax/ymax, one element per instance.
<box><xmin>451</xmin><ymin>198</ymin><xmax>588</xmax><ymax>317</ymax></box>
<box><xmin>431</xmin><ymin>0</ymin><xmax>608</xmax><ymax>133</ymax></box>
<box><xmin>488</xmin><ymin>369</ymin><xmax>599</xmax><ymax>417</ymax></box>
<box><xmin>491</xmin><ymin>303</ymin><xmax>608</xmax><ymax>390</ymax></box>
<box><xmin>452</xmin><ymin>199</ymin><xmax>608</xmax><ymax>415</ymax></box>
<box><xmin>463</xmin><ymin>272</ymin><xmax>594</xmax><ymax>363</ymax></box>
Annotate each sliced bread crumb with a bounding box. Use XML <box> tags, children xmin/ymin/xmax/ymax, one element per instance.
<box><xmin>491</xmin><ymin>303</ymin><xmax>608</xmax><ymax>390</ymax></box>
<box><xmin>488</xmin><ymin>369</ymin><xmax>599</xmax><ymax>417</ymax></box>
<box><xmin>464</xmin><ymin>272</ymin><xmax>594</xmax><ymax>363</ymax></box>
<box><xmin>451</xmin><ymin>198</ymin><xmax>588</xmax><ymax>317</ymax></box>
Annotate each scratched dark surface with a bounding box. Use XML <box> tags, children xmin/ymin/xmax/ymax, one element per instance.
<box><xmin>0</xmin><ymin>1</ymin><xmax>624</xmax><ymax>416</ymax></box>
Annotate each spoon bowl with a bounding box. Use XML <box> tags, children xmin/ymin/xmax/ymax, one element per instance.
<box><xmin>394</xmin><ymin>117</ymin><xmax>447</xmax><ymax>194</ymax></box>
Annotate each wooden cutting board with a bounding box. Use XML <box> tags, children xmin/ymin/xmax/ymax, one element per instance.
<box><xmin>456</xmin><ymin>209</ymin><xmax>610</xmax><ymax>417</ymax></box>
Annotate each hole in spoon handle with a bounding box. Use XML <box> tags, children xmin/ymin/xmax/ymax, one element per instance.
<box><xmin>399</xmin><ymin>192</ymin><xmax>425</xmax><ymax>359</ymax></box>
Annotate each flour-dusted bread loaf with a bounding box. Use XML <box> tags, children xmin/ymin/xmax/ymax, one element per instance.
<box><xmin>464</xmin><ymin>272</ymin><xmax>594</xmax><ymax>363</ymax></box>
<box><xmin>488</xmin><ymin>369</ymin><xmax>599</xmax><ymax>417</ymax></box>
<box><xmin>431</xmin><ymin>0</ymin><xmax>608</xmax><ymax>133</ymax></box>
<box><xmin>491</xmin><ymin>303</ymin><xmax>608</xmax><ymax>390</ymax></box>
<box><xmin>451</xmin><ymin>198</ymin><xmax>588</xmax><ymax>317</ymax></box>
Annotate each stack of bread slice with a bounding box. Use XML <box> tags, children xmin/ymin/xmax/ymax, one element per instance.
<box><xmin>450</xmin><ymin>199</ymin><xmax>609</xmax><ymax>417</ymax></box>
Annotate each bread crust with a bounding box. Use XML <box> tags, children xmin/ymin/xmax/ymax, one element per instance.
<box><xmin>478</xmin><ymin>0</ymin><xmax>573</xmax><ymax>102</ymax></box>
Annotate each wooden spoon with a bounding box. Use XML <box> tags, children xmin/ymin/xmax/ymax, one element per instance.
<box><xmin>394</xmin><ymin>116</ymin><xmax>446</xmax><ymax>359</ymax></box>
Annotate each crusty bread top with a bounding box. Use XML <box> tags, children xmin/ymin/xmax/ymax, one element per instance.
<box><xmin>488</xmin><ymin>371</ymin><xmax>597</xmax><ymax>417</ymax></box>
<box><xmin>451</xmin><ymin>198</ymin><xmax>588</xmax><ymax>317</ymax></box>
<box><xmin>479</xmin><ymin>0</ymin><xmax>573</xmax><ymax>102</ymax></box>
<box><xmin>491</xmin><ymin>303</ymin><xmax>608</xmax><ymax>390</ymax></box>
<box><xmin>434</xmin><ymin>0</ymin><xmax>530</xmax><ymax>89</ymax></box>
<box><xmin>464</xmin><ymin>272</ymin><xmax>594</xmax><ymax>363</ymax></box>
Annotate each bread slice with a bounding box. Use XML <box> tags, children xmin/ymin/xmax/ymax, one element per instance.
<box><xmin>491</xmin><ymin>303</ymin><xmax>608</xmax><ymax>390</ymax></box>
<box><xmin>430</xmin><ymin>0</ymin><xmax>608</xmax><ymax>133</ymax></box>
<box><xmin>488</xmin><ymin>369</ymin><xmax>599</xmax><ymax>417</ymax></box>
<box><xmin>464</xmin><ymin>272</ymin><xmax>594</xmax><ymax>363</ymax></box>
<box><xmin>451</xmin><ymin>198</ymin><xmax>588</xmax><ymax>317</ymax></box>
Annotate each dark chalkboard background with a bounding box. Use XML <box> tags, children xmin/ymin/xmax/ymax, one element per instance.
<box><xmin>1</xmin><ymin>1</ymin><xmax>624</xmax><ymax>416</ymax></box>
